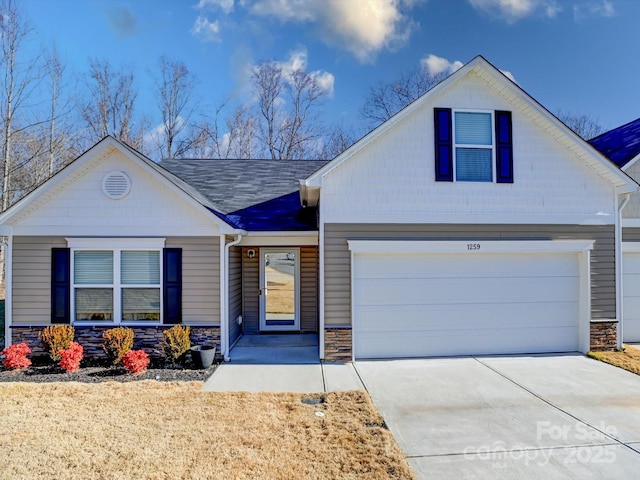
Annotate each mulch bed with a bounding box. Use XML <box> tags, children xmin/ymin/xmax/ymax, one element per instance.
<box><xmin>0</xmin><ymin>355</ymin><xmax>218</xmax><ymax>383</ymax></box>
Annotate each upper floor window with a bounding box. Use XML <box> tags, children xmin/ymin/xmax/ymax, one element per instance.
<box><xmin>454</xmin><ymin>111</ymin><xmax>494</xmax><ymax>182</ymax></box>
<box><xmin>435</xmin><ymin>108</ymin><xmax>513</xmax><ymax>184</ymax></box>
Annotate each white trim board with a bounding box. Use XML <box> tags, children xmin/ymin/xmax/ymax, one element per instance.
<box><xmin>622</xmin><ymin>242</ymin><xmax>640</xmax><ymax>253</ymax></box>
<box><xmin>324</xmin><ymin>212</ymin><xmax>615</xmax><ymax>225</ymax></box>
<box><xmin>238</xmin><ymin>235</ymin><xmax>318</xmax><ymax>247</ymax></box>
<box><xmin>347</xmin><ymin>239</ymin><xmax>595</xmax><ymax>255</ymax></box>
<box><xmin>66</xmin><ymin>238</ymin><xmax>166</xmax><ymax>248</ymax></box>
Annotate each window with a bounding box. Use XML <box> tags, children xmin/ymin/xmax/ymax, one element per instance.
<box><xmin>434</xmin><ymin>108</ymin><xmax>513</xmax><ymax>183</ymax></box>
<box><xmin>454</xmin><ymin>111</ymin><xmax>493</xmax><ymax>182</ymax></box>
<box><xmin>72</xmin><ymin>249</ymin><xmax>161</xmax><ymax>323</ymax></box>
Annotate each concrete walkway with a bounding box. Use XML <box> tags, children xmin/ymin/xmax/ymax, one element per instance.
<box><xmin>202</xmin><ymin>362</ymin><xmax>363</xmax><ymax>392</ymax></box>
<box><xmin>202</xmin><ymin>334</ymin><xmax>364</xmax><ymax>392</ymax></box>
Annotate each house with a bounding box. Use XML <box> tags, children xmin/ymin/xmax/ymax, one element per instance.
<box><xmin>590</xmin><ymin>118</ymin><xmax>640</xmax><ymax>343</ymax></box>
<box><xmin>1</xmin><ymin>56</ymin><xmax>636</xmax><ymax>362</ymax></box>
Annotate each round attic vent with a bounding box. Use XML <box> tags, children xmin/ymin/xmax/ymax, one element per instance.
<box><xmin>102</xmin><ymin>171</ymin><xmax>131</xmax><ymax>200</ymax></box>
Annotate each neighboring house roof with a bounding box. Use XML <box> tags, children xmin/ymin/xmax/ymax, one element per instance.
<box><xmin>589</xmin><ymin>117</ymin><xmax>640</xmax><ymax>169</ymax></box>
<box><xmin>302</xmin><ymin>55</ymin><xmax>637</xmax><ymax>201</ymax></box>
<box><xmin>159</xmin><ymin>158</ymin><xmax>328</xmax><ymax>231</ymax></box>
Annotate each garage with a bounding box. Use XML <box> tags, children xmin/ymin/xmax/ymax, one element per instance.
<box><xmin>623</xmin><ymin>244</ymin><xmax>640</xmax><ymax>342</ymax></box>
<box><xmin>349</xmin><ymin>240</ymin><xmax>592</xmax><ymax>359</ymax></box>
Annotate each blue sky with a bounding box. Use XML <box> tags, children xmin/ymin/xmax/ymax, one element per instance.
<box><xmin>21</xmin><ymin>0</ymin><xmax>640</xmax><ymax>136</ymax></box>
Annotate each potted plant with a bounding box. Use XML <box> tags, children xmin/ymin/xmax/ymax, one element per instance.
<box><xmin>190</xmin><ymin>344</ymin><xmax>216</xmax><ymax>369</ymax></box>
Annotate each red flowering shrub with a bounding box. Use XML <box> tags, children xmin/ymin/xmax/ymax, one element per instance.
<box><xmin>122</xmin><ymin>349</ymin><xmax>150</xmax><ymax>375</ymax></box>
<box><xmin>1</xmin><ymin>343</ymin><xmax>32</xmax><ymax>370</ymax></box>
<box><xmin>58</xmin><ymin>342</ymin><xmax>83</xmax><ymax>373</ymax></box>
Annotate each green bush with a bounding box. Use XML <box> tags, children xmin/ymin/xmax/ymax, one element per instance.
<box><xmin>39</xmin><ymin>325</ymin><xmax>75</xmax><ymax>362</ymax></box>
<box><xmin>102</xmin><ymin>327</ymin><xmax>134</xmax><ymax>365</ymax></box>
<box><xmin>163</xmin><ymin>325</ymin><xmax>191</xmax><ymax>365</ymax></box>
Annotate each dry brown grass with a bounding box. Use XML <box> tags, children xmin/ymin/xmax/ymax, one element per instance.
<box><xmin>588</xmin><ymin>345</ymin><xmax>640</xmax><ymax>375</ymax></box>
<box><xmin>0</xmin><ymin>381</ymin><xmax>414</xmax><ymax>480</ymax></box>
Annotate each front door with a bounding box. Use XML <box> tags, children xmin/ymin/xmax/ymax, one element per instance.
<box><xmin>260</xmin><ymin>248</ymin><xmax>300</xmax><ymax>331</ymax></box>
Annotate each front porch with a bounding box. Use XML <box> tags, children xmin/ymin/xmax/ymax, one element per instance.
<box><xmin>228</xmin><ymin>334</ymin><xmax>319</xmax><ymax>364</ymax></box>
<box><xmin>224</xmin><ymin>243</ymin><xmax>320</xmax><ymax>359</ymax></box>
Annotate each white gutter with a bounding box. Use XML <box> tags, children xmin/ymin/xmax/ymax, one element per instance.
<box><xmin>616</xmin><ymin>193</ymin><xmax>631</xmax><ymax>350</ymax></box>
<box><xmin>222</xmin><ymin>234</ymin><xmax>243</xmax><ymax>361</ymax></box>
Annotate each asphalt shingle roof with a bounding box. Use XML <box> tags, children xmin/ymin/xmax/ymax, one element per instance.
<box><xmin>158</xmin><ymin>158</ymin><xmax>329</xmax><ymax>231</ymax></box>
<box><xmin>589</xmin><ymin>117</ymin><xmax>640</xmax><ymax>168</ymax></box>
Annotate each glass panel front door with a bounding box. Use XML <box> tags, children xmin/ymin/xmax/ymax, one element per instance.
<box><xmin>260</xmin><ymin>249</ymin><xmax>300</xmax><ymax>331</ymax></box>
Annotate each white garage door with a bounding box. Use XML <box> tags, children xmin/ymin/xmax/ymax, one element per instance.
<box><xmin>351</xmin><ymin>241</ymin><xmax>587</xmax><ymax>359</ymax></box>
<box><xmin>623</xmin><ymin>248</ymin><xmax>640</xmax><ymax>342</ymax></box>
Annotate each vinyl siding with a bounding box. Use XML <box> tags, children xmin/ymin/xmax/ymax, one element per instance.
<box><xmin>242</xmin><ymin>246</ymin><xmax>318</xmax><ymax>333</ymax></box>
<box><xmin>300</xmin><ymin>246</ymin><xmax>319</xmax><ymax>332</ymax></box>
<box><xmin>320</xmin><ymin>74</ymin><xmax>616</xmax><ymax>226</ymax></box>
<box><xmin>228</xmin><ymin>244</ymin><xmax>242</xmax><ymax>344</ymax></box>
<box><xmin>12</xmin><ymin>236</ymin><xmax>67</xmax><ymax>325</ymax></box>
<box><xmin>242</xmin><ymin>248</ymin><xmax>260</xmax><ymax>333</ymax></box>
<box><xmin>623</xmin><ymin>228</ymin><xmax>640</xmax><ymax>242</ymax></box>
<box><xmin>324</xmin><ymin>224</ymin><xmax>615</xmax><ymax>326</ymax></box>
<box><xmin>622</xmin><ymin>162</ymin><xmax>640</xmax><ymax>219</ymax></box>
<box><xmin>11</xmin><ymin>236</ymin><xmax>221</xmax><ymax>326</ymax></box>
<box><xmin>166</xmin><ymin>237</ymin><xmax>220</xmax><ymax>324</ymax></box>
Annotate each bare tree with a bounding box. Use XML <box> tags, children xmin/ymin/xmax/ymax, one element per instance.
<box><xmin>42</xmin><ymin>45</ymin><xmax>78</xmax><ymax>180</ymax></box>
<box><xmin>361</xmin><ymin>66</ymin><xmax>445</xmax><ymax>128</ymax></box>
<box><xmin>253</xmin><ymin>61</ymin><xmax>327</xmax><ymax>160</ymax></box>
<box><xmin>152</xmin><ymin>56</ymin><xmax>195</xmax><ymax>159</ymax></box>
<box><xmin>80</xmin><ymin>59</ymin><xmax>145</xmax><ymax>151</ymax></box>
<box><xmin>185</xmin><ymin>101</ymin><xmax>258</xmax><ymax>159</ymax></box>
<box><xmin>319</xmin><ymin>122</ymin><xmax>359</xmax><ymax>160</ymax></box>
<box><xmin>0</xmin><ymin>0</ymin><xmax>44</xmax><ymax>210</ymax></box>
<box><xmin>555</xmin><ymin>110</ymin><xmax>606</xmax><ymax>140</ymax></box>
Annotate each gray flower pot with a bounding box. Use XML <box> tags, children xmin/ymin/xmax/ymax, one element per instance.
<box><xmin>190</xmin><ymin>345</ymin><xmax>216</xmax><ymax>369</ymax></box>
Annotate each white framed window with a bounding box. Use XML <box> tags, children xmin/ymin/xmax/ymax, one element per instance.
<box><xmin>453</xmin><ymin>110</ymin><xmax>494</xmax><ymax>182</ymax></box>
<box><xmin>68</xmin><ymin>239</ymin><xmax>165</xmax><ymax>325</ymax></box>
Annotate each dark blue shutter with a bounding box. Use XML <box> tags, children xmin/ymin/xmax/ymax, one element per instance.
<box><xmin>163</xmin><ymin>248</ymin><xmax>182</xmax><ymax>324</ymax></box>
<box><xmin>495</xmin><ymin>110</ymin><xmax>513</xmax><ymax>183</ymax></box>
<box><xmin>51</xmin><ymin>248</ymin><xmax>70</xmax><ymax>324</ymax></box>
<box><xmin>434</xmin><ymin>108</ymin><xmax>453</xmax><ymax>181</ymax></box>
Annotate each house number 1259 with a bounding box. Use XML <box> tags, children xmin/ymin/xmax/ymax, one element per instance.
<box><xmin>467</xmin><ymin>243</ymin><xmax>481</xmax><ymax>250</ymax></box>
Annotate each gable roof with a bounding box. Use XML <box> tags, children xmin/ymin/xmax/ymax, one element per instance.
<box><xmin>0</xmin><ymin>136</ymin><xmax>328</xmax><ymax>233</ymax></box>
<box><xmin>589</xmin><ymin>117</ymin><xmax>640</xmax><ymax>169</ymax></box>
<box><xmin>159</xmin><ymin>158</ymin><xmax>328</xmax><ymax>230</ymax></box>
<box><xmin>0</xmin><ymin>136</ymin><xmax>236</xmax><ymax>233</ymax></box>
<box><xmin>302</xmin><ymin>55</ymin><xmax>637</xmax><ymax>201</ymax></box>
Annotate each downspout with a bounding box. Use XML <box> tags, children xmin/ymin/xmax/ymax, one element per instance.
<box><xmin>616</xmin><ymin>193</ymin><xmax>631</xmax><ymax>350</ymax></box>
<box><xmin>0</xmin><ymin>233</ymin><xmax>10</xmax><ymax>348</ymax></box>
<box><xmin>222</xmin><ymin>234</ymin><xmax>242</xmax><ymax>361</ymax></box>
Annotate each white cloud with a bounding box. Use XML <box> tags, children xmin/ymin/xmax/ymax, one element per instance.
<box><xmin>420</xmin><ymin>54</ymin><xmax>463</xmax><ymax>76</ymax></box>
<box><xmin>191</xmin><ymin>15</ymin><xmax>221</xmax><ymax>42</ymax></box>
<box><xmin>274</xmin><ymin>48</ymin><xmax>335</xmax><ymax>96</ymax></box>
<box><xmin>246</xmin><ymin>0</ymin><xmax>421</xmax><ymax>63</ymax></box>
<box><xmin>574</xmin><ymin>1</ymin><xmax>615</xmax><ymax>21</ymax></box>
<box><xmin>311</xmin><ymin>70</ymin><xmax>335</xmax><ymax>97</ymax></box>
<box><xmin>500</xmin><ymin>70</ymin><xmax>517</xmax><ymax>82</ymax></box>
<box><xmin>420</xmin><ymin>54</ymin><xmax>517</xmax><ymax>83</ymax></box>
<box><xmin>195</xmin><ymin>0</ymin><xmax>235</xmax><ymax>14</ymax></box>
<box><xmin>469</xmin><ymin>0</ymin><xmax>561</xmax><ymax>23</ymax></box>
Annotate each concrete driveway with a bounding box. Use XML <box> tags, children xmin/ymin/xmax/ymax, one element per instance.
<box><xmin>355</xmin><ymin>354</ymin><xmax>640</xmax><ymax>479</ymax></box>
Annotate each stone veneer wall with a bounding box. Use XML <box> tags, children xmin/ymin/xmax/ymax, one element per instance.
<box><xmin>12</xmin><ymin>325</ymin><xmax>220</xmax><ymax>359</ymax></box>
<box><xmin>590</xmin><ymin>321</ymin><xmax>617</xmax><ymax>352</ymax></box>
<box><xmin>324</xmin><ymin>327</ymin><xmax>352</xmax><ymax>362</ymax></box>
